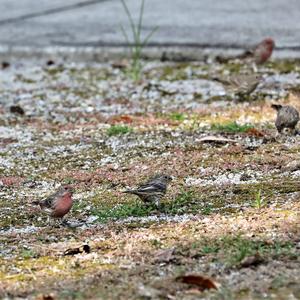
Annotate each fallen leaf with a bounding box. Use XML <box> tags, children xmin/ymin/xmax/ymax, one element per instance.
<box><xmin>64</xmin><ymin>244</ymin><xmax>90</xmax><ymax>256</ymax></box>
<box><xmin>245</xmin><ymin>128</ymin><xmax>265</xmax><ymax>137</ymax></box>
<box><xmin>111</xmin><ymin>60</ymin><xmax>129</xmax><ymax>69</ymax></box>
<box><xmin>10</xmin><ymin>105</ymin><xmax>25</xmax><ymax>115</ymax></box>
<box><xmin>46</xmin><ymin>60</ymin><xmax>55</xmax><ymax>66</ymax></box>
<box><xmin>155</xmin><ymin>247</ymin><xmax>175</xmax><ymax>263</ymax></box>
<box><xmin>240</xmin><ymin>253</ymin><xmax>264</xmax><ymax>268</ymax></box>
<box><xmin>35</xmin><ymin>294</ymin><xmax>55</xmax><ymax>300</ymax></box>
<box><xmin>177</xmin><ymin>274</ymin><xmax>218</xmax><ymax>291</ymax></box>
<box><xmin>198</xmin><ymin>136</ymin><xmax>238</xmax><ymax>144</ymax></box>
<box><xmin>110</xmin><ymin>115</ymin><xmax>133</xmax><ymax>124</ymax></box>
<box><xmin>2</xmin><ymin>61</ymin><xmax>10</xmax><ymax>69</ymax></box>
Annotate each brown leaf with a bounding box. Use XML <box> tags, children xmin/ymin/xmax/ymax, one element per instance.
<box><xmin>110</xmin><ymin>115</ymin><xmax>133</xmax><ymax>124</ymax></box>
<box><xmin>46</xmin><ymin>60</ymin><xmax>55</xmax><ymax>66</ymax></box>
<box><xmin>155</xmin><ymin>247</ymin><xmax>175</xmax><ymax>263</ymax></box>
<box><xmin>35</xmin><ymin>294</ymin><xmax>55</xmax><ymax>300</ymax></box>
<box><xmin>198</xmin><ymin>136</ymin><xmax>238</xmax><ymax>144</ymax></box>
<box><xmin>245</xmin><ymin>128</ymin><xmax>265</xmax><ymax>137</ymax></box>
<box><xmin>111</xmin><ymin>60</ymin><xmax>129</xmax><ymax>69</ymax></box>
<box><xmin>2</xmin><ymin>61</ymin><xmax>10</xmax><ymax>69</ymax></box>
<box><xmin>63</xmin><ymin>244</ymin><xmax>90</xmax><ymax>256</ymax></box>
<box><xmin>240</xmin><ymin>253</ymin><xmax>264</xmax><ymax>268</ymax></box>
<box><xmin>10</xmin><ymin>105</ymin><xmax>25</xmax><ymax>115</ymax></box>
<box><xmin>177</xmin><ymin>274</ymin><xmax>218</xmax><ymax>291</ymax></box>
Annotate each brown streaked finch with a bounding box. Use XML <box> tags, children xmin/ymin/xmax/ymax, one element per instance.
<box><xmin>213</xmin><ymin>74</ymin><xmax>262</xmax><ymax>101</ymax></box>
<box><xmin>271</xmin><ymin>104</ymin><xmax>299</xmax><ymax>134</ymax></box>
<box><xmin>123</xmin><ymin>174</ymin><xmax>172</xmax><ymax>207</ymax></box>
<box><xmin>33</xmin><ymin>185</ymin><xmax>74</xmax><ymax>222</ymax></box>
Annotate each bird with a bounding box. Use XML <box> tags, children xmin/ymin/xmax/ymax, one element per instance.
<box><xmin>212</xmin><ymin>74</ymin><xmax>262</xmax><ymax>100</ymax></box>
<box><xmin>271</xmin><ymin>104</ymin><xmax>299</xmax><ymax>134</ymax></box>
<box><xmin>123</xmin><ymin>174</ymin><xmax>172</xmax><ymax>206</ymax></box>
<box><xmin>242</xmin><ymin>38</ymin><xmax>275</xmax><ymax>65</ymax></box>
<box><xmin>215</xmin><ymin>38</ymin><xmax>275</xmax><ymax>68</ymax></box>
<box><xmin>33</xmin><ymin>185</ymin><xmax>74</xmax><ymax>222</ymax></box>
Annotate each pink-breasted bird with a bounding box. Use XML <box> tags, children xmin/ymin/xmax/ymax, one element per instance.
<box><xmin>33</xmin><ymin>185</ymin><xmax>74</xmax><ymax>220</ymax></box>
<box><xmin>216</xmin><ymin>38</ymin><xmax>275</xmax><ymax>66</ymax></box>
<box><xmin>252</xmin><ymin>38</ymin><xmax>275</xmax><ymax>65</ymax></box>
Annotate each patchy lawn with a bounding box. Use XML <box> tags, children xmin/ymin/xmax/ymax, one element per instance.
<box><xmin>0</xmin><ymin>59</ymin><xmax>300</xmax><ymax>299</ymax></box>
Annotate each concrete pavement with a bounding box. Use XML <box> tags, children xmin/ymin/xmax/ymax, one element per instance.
<box><xmin>0</xmin><ymin>0</ymin><xmax>300</xmax><ymax>61</ymax></box>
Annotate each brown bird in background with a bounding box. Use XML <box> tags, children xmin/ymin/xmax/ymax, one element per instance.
<box><xmin>216</xmin><ymin>38</ymin><xmax>275</xmax><ymax>67</ymax></box>
<box><xmin>213</xmin><ymin>74</ymin><xmax>262</xmax><ymax>100</ymax></box>
<box><xmin>271</xmin><ymin>104</ymin><xmax>299</xmax><ymax>134</ymax></box>
<box><xmin>33</xmin><ymin>185</ymin><xmax>74</xmax><ymax>222</ymax></box>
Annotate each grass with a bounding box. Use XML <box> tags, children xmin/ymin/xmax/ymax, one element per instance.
<box><xmin>160</xmin><ymin>191</ymin><xmax>194</xmax><ymax>214</ymax></box>
<box><xmin>107</xmin><ymin>125</ymin><xmax>133</xmax><ymax>136</ymax></box>
<box><xmin>191</xmin><ymin>236</ymin><xmax>296</xmax><ymax>267</ymax></box>
<box><xmin>91</xmin><ymin>190</ymin><xmax>215</xmax><ymax>223</ymax></box>
<box><xmin>211</xmin><ymin>121</ymin><xmax>254</xmax><ymax>133</ymax></box>
<box><xmin>120</xmin><ymin>0</ymin><xmax>158</xmax><ymax>81</ymax></box>
<box><xmin>169</xmin><ymin>112</ymin><xmax>186</xmax><ymax>121</ymax></box>
<box><xmin>21</xmin><ymin>249</ymin><xmax>36</xmax><ymax>259</ymax></box>
<box><xmin>253</xmin><ymin>189</ymin><xmax>265</xmax><ymax>209</ymax></box>
<box><xmin>92</xmin><ymin>201</ymin><xmax>154</xmax><ymax>222</ymax></box>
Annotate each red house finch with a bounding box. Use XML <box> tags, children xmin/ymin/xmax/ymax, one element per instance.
<box><xmin>248</xmin><ymin>38</ymin><xmax>275</xmax><ymax>65</ymax></box>
<box><xmin>123</xmin><ymin>174</ymin><xmax>172</xmax><ymax>206</ymax></box>
<box><xmin>216</xmin><ymin>38</ymin><xmax>275</xmax><ymax>66</ymax></box>
<box><xmin>33</xmin><ymin>185</ymin><xmax>74</xmax><ymax>220</ymax></box>
<box><xmin>213</xmin><ymin>74</ymin><xmax>261</xmax><ymax>100</ymax></box>
<box><xmin>271</xmin><ymin>104</ymin><xmax>299</xmax><ymax>134</ymax></box>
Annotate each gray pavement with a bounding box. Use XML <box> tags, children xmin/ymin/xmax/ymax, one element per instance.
<box><xmin>0</xmin><ymin>0</ymin><xmax>300</xmax><ymax>61</ymax></box>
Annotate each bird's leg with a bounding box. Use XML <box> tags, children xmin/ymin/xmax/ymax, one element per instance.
<box><xmin>251</xmin><ymin>62</ymin><xmax>258</xmax><ymax>73</ymax></box>
<box><xmin>47</xmin><ymin>216</ymin><xmax>55</xmax><ymax>227</ymax></box>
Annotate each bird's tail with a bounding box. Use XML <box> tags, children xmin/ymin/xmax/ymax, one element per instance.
<box><xmin>235</xmin><ymin>50</ymin><xmax>253</xmax><ymax>60</ymax></box>
<box><xmin>211</xmin><ymin>76</ymin><xmax>231</xmax><ymax>86</ymax></box>
<box><xmin>123</xmin><ymin>190</ymin><xmax>141</xmax><ymax>196</ymax></box>
<box><xmin>271</xmin><ymin>104</ymin><xmax>282</xmax><ymax>111</ymax></box>
<box><xmin>122</xmin><ymin>190</ymin><xmax>135</xmax><ymax>194</ymax></box>
<box><xmin>32</xmin><ymin>200</ymin><xmax>40</xmax><ymax>205</ymax></box>
<box><xmin>215</xmin><ymin>50</ymin><xmax>252</xmax><ymax>63</ymax></box>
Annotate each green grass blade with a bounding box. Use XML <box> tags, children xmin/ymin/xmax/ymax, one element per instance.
<box><xmin>120</xmin><ymin>24</ymin><xmax>133</xmax><ymax>55</ymax></box>
<box><xmin>137</xmin><ymin>0</ymin><xmax>145</xmax><ymax>45</ymax></box>
<box><xmin>142</xmin><ymin>26</ymin><xmax>159</xmax><ymax>47</ymax></box>
<box><xmin>120</xmin><ymin>0</ymin><xmax>138</xmax><ymax>43</ymax></box>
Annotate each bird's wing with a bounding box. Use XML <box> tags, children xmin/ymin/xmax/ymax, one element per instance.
<box><xmin>42</xmin><ymin>189</ymin><xmax>63</xmax><ymax>208</ymax></box>
<box><xmin>211</xmin><ymin>76</ymin><xmax>232</xmax><ymax>86</ymax></box>
<box><xmin>138</xmin><ymin>182</ymin><xmax>166</xmax><ymax>194</ymax></box>
<box><xmin>236</xmin><ymin>49</ymin><xmax>254</xmax><ymax>60</ymax></box>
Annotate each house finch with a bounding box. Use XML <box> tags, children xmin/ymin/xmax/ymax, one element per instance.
<box><xmin>216</xmin><ymin>38</ymin><xmax>275</xmax><ymax>66</ymax></box>
<box><xmin>243</xmin><ymin>38</ymin><xmax>275</xmax><ymax>65</ymax></box>
<box><xmin>123</xmin><ymin>174</ymin><xmax>172</xmax><ymax>206</ymax></box>
<box><xmin>213</xmin><ymin>74</ymin><xmax>261</xmax><ymax>100</ymax></box>
<box><xmin>33</xmin><ymin>185</ymin><xmax>74</xmax><ymax>220</ymax></box>
<box><xmin>271</xmin><ymin>104</ymin><xmax>299</xmax><ymax>134</ymax></box>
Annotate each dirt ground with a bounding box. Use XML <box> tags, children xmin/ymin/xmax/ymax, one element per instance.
<box><xmin>0</xmin><ymin>58</ymin><xmax>300</xmax><ymax>299</ymax></box>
